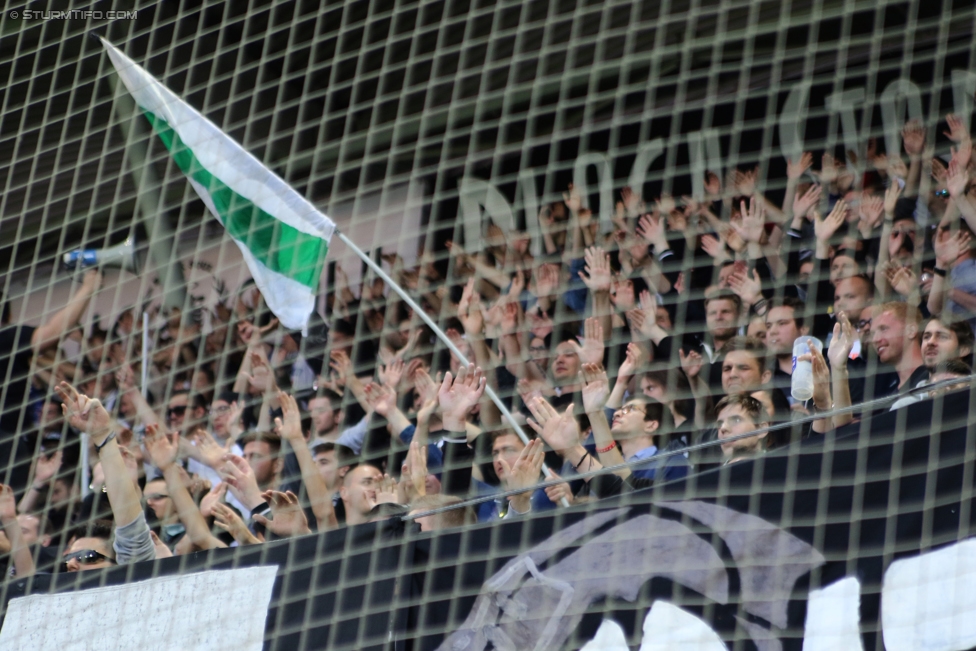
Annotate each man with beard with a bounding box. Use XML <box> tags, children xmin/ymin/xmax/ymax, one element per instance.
<box><xmin>865</xmin><ymin>301</ymin><xmax>927</xmax><ymax>398</ymax></box>
<box><xmin>920</xmin><ymin>317</ymin><xmax>974</xmax><ymax>379</ymax></box>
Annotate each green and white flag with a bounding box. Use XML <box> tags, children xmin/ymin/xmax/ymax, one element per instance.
<box><xmin>101</xmin><ymin>38</ymin><xmax>335</xmax><ymax>331</ymax></box>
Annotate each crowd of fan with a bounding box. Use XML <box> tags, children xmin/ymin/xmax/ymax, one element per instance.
<box><xmin>2</xmin><ymin>113</ymin><xmax>976</xmax><ymax>576</ymax></box>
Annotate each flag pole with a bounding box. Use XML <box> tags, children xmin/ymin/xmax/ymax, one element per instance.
<box><xmin>334</xmin><ymin>231</ymin><xmax>569</xmax><ymax>505</ymax></box>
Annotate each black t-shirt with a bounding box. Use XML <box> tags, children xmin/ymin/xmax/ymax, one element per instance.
<box><xmin>0</xmin><ymin>324</ymin><xmax>36</xmax><ymax>433</ymax></box>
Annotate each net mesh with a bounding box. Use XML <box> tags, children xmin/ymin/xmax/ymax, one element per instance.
<box><xmin>2</xmin><ymin>1</ymin><xmax>976</xmax><ymax>649</ymax></box>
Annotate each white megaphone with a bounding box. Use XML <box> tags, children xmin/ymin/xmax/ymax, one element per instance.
<box><xmin>62</xmin><ymin>237</ymin><xmax>139</xmax><ymax>272</ymax></box>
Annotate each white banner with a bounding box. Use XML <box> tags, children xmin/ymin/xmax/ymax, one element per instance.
<box><xmin>0</xmin><ymin>566</ymin><xmax>278</xmax><ymax>651</ymax></box>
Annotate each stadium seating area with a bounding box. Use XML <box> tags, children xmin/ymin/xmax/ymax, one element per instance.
<box><xmin>2</xmin><ymin>116</ymin><xmax>976</xmax><ymax>576</ymax></box>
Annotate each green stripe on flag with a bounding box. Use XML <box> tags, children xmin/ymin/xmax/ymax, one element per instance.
<box><xmin>143</xmin><ymin>111</ymin><xmax>327</xmax><ymax>290</ymax></box>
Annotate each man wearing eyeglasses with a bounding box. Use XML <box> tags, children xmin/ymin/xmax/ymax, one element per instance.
<box><xmin>609</xmin><ymin>399</ymin><xmax>689</xmax><ymax>482</ymax></box>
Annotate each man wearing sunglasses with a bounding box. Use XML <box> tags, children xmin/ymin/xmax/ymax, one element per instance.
<box><xmin>166</xmin><ymin>391</ymin><xmax>207</xmax><ymax>436</ymax></box>
<box><xmin>63</xmin><ymin>520</ymin><xmax>117</xmax><ymax>571</ymax></box>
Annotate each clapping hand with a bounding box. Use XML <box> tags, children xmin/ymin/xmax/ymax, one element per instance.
<box><xmin>568</xmin><ymin>318</ymin><xmax>604</xmax><ymax>366</ymax></box>
<box><xmin>252</xmin><ymin>490</ymin><xmax>311</xmax><ymax>537</ymax></box>
<box><xmin>437</xmin><ymin>365</ymin><xmax>486</xmax><ymax>431</ymax></box>
<box><xmin>526</xmin><ymin>398</ymin><xmax>580</xmax><ymax>454</ymax></box>
<box><xmin>578</xmin><ymin>246</ymin><xmax>612</xmax><ymax>293</ymax></box>
<box><xmin>579</xmin><ymin>363</ymin><xmax>610</xmax><ymax>414</ymax></box>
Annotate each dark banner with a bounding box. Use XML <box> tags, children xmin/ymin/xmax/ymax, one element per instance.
<box><xmin>3</xmin><ymin>391</ymin><xmax>975</xmax><ymax>650</ymax></box>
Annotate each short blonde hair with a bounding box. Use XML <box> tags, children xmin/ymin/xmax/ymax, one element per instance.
<box><xmin>874</xmin><ymin>301</ymin><xmax>922</xmax><ymax>331</ymax></box>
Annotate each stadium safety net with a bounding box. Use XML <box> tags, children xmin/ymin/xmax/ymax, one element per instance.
<box><xmin>2</xmin><ymin>1</ymin><xmax>976</xmax><ymax>650</ymax></box>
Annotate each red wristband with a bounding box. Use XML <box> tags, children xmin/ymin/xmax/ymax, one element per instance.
<box><xmin>597</xmin><ymin>442</ymin><xmax>617</xmax><ymax>454</ymax></box>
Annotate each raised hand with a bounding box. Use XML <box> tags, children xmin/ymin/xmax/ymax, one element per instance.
<box><xmin>728</xmin><ymin>268</ymin><xmax>764</xmax><ymax>306</ymax></box>
<box><xmin>947</xmin><ymin>159</ymin><xmax>969</xmax><ymax>198</ymax></box>
<box><xmin>578</xmin><ymin>246</ymin><xmax>612</xmax><ymax>293</ymax></box>
<box><xmin>887</xmin><ymin>155</ymin><xmax>908</xmax><ymax>179</ymax></box>
<box><xmin>792</xmin><ymin>184</ymin><xmax>822</xmax><ymax>221</ymax></box>
<box><xmin>537</xmin><ymin>205</ymin><xmax>555</xmax><ymax>233</ymax></box>
<box><xmin>0</xmin><ymin>484</ymin><xmax>17</xmax><ymax>523</ymax></box>
<box><xmin>437</xmin><ymin>365</ymin><xmax>487</xmax><ymax>431</ymax></box>
<box><xmin>858</xmin><ymin>195</ymin><xmax>885</xmax><ymax>236</ymax></box>
<box><xmin>533</xmin><ymin>263</ymin><xmax>560</xmax><ymax>297</ymax></box>
<box><xmin>732</xmin><ymin>196</ymin><xmax>766</xmax><ymax>244</ymax></box>
<box><xmin>363</xmin><ymin>382</ymin><xmax>398</xmax><ymax>417</ymax></box>
<box><xmin>32</xmin><ymin>450</ymin><xmax>62</xmax><ymax>486</ymax></box>
<box><xmin>275</xmin><ymin>391</ymin><xmax>304</xmax><ymax>441</ymax></box>
<box><xmin>814</xmin><ymin>200</ymin><xmax>847</xmax><ymax>243</ymax></box>
<box><xmin>375</xmin><ymin>474</ymin><xmax>400</xmax><ymax>505</ymax></box>
<box><xmin>700</xmin><ymin>233</ymin><xmax>731</xmax><ymax>262</ymax></box>
<box><xmin>56</xmin><ymin>381</ymin><xmax>113</xmax><ymax>443</ymax></box>
<box><xmin>378</xmin><ymin>357</ymin><xmax>404</xmax><ymax>390</ymax></box>
<box><xmin>931</xmin><ymin>157</ymin><xmax>949</xmax><ymax>187</ymax></box>
<box><xmin>563</xmin><ymin>183</ymin><xmax>583</xmax><ymax>213</ymax></box>
<box><xmin>517</xmin><ymin>377</ymin><xmax>547</xmax><ymax>407</ymax></box>
<box><xmin>526</xmin><ymin>399</ymin><xmax>580</xmax><ymax>454</ymax></box>
<box><xmin>144</xmin><ymin>423</ymin><xmax>180</xmax><ymax>472</ymax></box>
<box><xmin>243</xmin><ymin>350</ymin><xmax>277</xmax><ymax>393</ymax></box>
<box><xmin>809</xmin><ymin>345</ymin><xmax>832</xmax><ymax>410</ymax></box>
<box><xmin>569</xmin><ymin>317</ymin><xmax>604</xmax><ymax>365</ymax></box>
<box><xmin>951</xmin><ymin>139</ymin><xmax>973</xmax><ymax>169</ymax></box>
<box><xmin>828</xmin><ymin>311</ymin><xmax>856</xmax><ymax>369</ymax></box>
<box><xmin>458</xmin><ymin>278</ymin><xmax>485</xmax><ymax>336</ymax></box>
<box><xmin>817</xmin><ymin>154</ymin><xmax>839</xmax><ymax>184</ymax></box>
<box><xmin>188</xmin><ymin>428</ymin><xmax>232</xmax><ymax>469</ymax></box>
<box><xmin>115</xmin><ymin>364</ymin><xmax>137</xmax><ymax>393</ymax></box>
<box><xmin>629</xmin><ymin>290</ymin><xmax>665</xmax><ymax>343</ymax></box>
<box><xmin>199</xmin><ymin>482</ymin><xmax>228</xmax><ymax>519</ymax></box>
<box><xmin>399</xmin><ymin>440</ymin><xmax>428</xmax><ymax>502</ymax></box>
<box><xmin>884</xmin><ymin>180</ymin><xmax>904</xmax><ymax>215</ymax></box>
<box><xmin>220</xmin><ymin>453</ymin><xmax>263</xmax><ymax>509</ymax></box>
<box><xmin>945</xmin><ymin>113</ymin><xmax>970</xmax><ymax>142</ymax></box>
<box><xmin>935</xmin><ymin>228</ymin><xmax>973</xmax><ymax>269</ymax></box>
<box><xmin>329</xmin><ymin>349</ymin><xmax>354</xmax><ymax>380</ymax></box>
<box><xmin>901</xmin><ymin>118</ymin><xmax>926</xmax><ymax>156</ymax></box>
<box><xmin>617</xmin><ymin>342</ymin><xmax>644</xmax><ymax>380</ymax></box>
<box><xmin>226</xmin><ymin>401</ymin><xmax>245</xmax><ymax>441</ymax></box>
<box><xmin>704</xmin><ymin>171</ymin><xmax>722</xmax><ymax>197</ymax></box>
<box><xmin>238</xmin><ymin>318</ymin><xmax>278</xmax><ymax>346</ymax></box>
<box><xmin>733</xmin><ymin>168</ymin><xmax>758</xmax><ymax>196</ymax></box>
<box><xmin>579</xmin><ymin>362</ymin><xmax>610</xmax><ymax>414</ymax></box>
<box><xmin>786</xmin><ymin>152</ymin><xmax>813</xmax><ymax>180</ymax></box>
<box><xmin>498</xmin><ymin>438</ymin><xmax>545</xmax><ymax>494</ymax></box>
<box><xmin>500</xmin><ymin>300</ymin><xmax>520</xmax><ymax>336</ymax></box>
<box><xmin>413</xmin><ymin>368</ymin><xmax>439</xmax><ymax>407</ymax></box>
<box><xmin>654</xmin><ymin>193</ymin><xmax>676</xmax><ymax>215</ymax></box>
<box><xmin>885</xmin><ymin>263</ymin><xmax>918</xmax><ymax>298</ymax></box>
<box><xmin>253</xmin><ymin>490</ymin><xmax>311</xmax><ymax>537</ymax></box>
<box><xmin>679</xmin><ymin>348</ymin><xmax>704</xmax><ymax>380</ymax></box>
<box><xmin>621</xmin><ymin>185</ymin><xmax>643</xmax><ymax>216</ymax></box>
<box><xmin>212</xmin><ymin>503</ymin><xmax>260</xmax><ymax>546</ymax></box>
<box><xmin>636</xmin><ymin>213</ymin><xmax>667</xmax><ymax>248</ymax></box>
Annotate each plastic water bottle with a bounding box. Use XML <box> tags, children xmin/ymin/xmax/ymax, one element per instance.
<box><xmin>791</xmin><ymin>337</ymin><xmax>823</xmax><ymax>401</ymax></box>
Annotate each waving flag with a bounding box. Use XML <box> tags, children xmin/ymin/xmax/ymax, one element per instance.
<box><xmin>101</xmin><ymin>38</ymin><xmax>334</xmax><ymax>331</ymax></box>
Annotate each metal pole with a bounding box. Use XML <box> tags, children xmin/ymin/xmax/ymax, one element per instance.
<box><xmin>335</xmin><ymin>231</ymin><xmax>569</xmax><ymax>506</ymax></box>
<box><xmin>141</xmin><ymin>311</ymin><xmax>149</xmax><ymax>399</ymax></box>
<box><xmin>80</xmin><ymin>433</ymin><xmax>90</xmax><ymax>499</ymax></box>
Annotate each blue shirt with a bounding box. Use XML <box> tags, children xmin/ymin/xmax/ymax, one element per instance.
<box><xmin>472</xmin><ymin>479</ymin><xmax>557</xmax><ymax>522</ymax></box>
<box><xmin>397</xmin><ymin>424</ymin><xmax>445</xmax><ymax>471</ymax></box>
<box><xmin>627</xmin><ymin>444</ymin><xmax>691</xmax><ymax>482</ymax></box>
